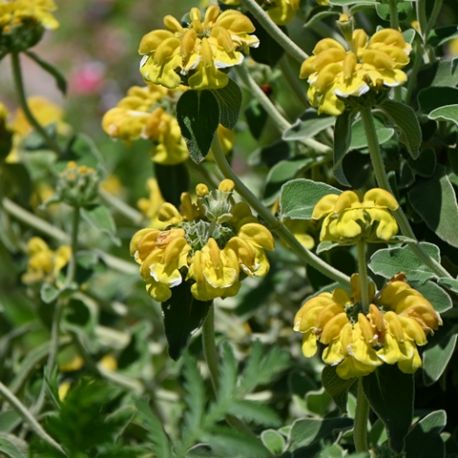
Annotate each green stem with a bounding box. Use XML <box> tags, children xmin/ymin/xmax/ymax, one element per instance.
<box><xmin>99</xmin><ymin>188</ymin><xmax>144</xmax><ymax>225</ymax></box>
<box><xmin>65</xmin><ymin>205</ymin><xmax>80</xmax><ymax>286</ymax></box>
<box><xmin>239</xmin><ymin>0</ymin><xmax>308</xmax><ymax>63</ymax></box>
<box><xmin>354</xmin><ymin>378</ymin><xmax>369</xmax><ymax>453</ymax></box>
<box><xmin>425</xmin><ymin>0</ymin><xmax>443</xmax><ymax>39</ymax></box>
<box><xmin>356</xmin><ymin>241</ymin><xmax>369</xmax><ymax>313</ymax></box>
<box><xmin>212</xmin><ymin>139</ymin><xmax>351</xmax><ymax>286</ymax></box>
<box><xmin>2</xmin><ymin>197</ymin><xmax>138</xmax><ymax>275</ymax></box>
<box><xmin>360</xmin><ymin>107</ymin><xmax>452</xmax><ymax>279</ymax></box>
<box><xmin>0</xmin><ymin>381</ymin><xmax>65</xmax><ymax>454</ymax></box>
<box><xmin>389</xmin><ymin>0</ymin><xmax>399</xmax><ymax>29</ymax></box>
<box><xmin>236</xmin><ymin>65</ymin><xmax>290</xmax><ymax>132</ymax></box>
<box><xmin>10</xmin><ymin>53</ymin><xmax>62</xmax><ymax>155</ymax></box>
<box><xmin>235</xmin><ymin>66</ymin><xmax>331</xmax><ymax>154</ymax></box>
<box><xmin>405</xmin><ymin>39</ymin><xmax>423</xmax><ymax>104</ymax></box>
<box><xmin>202</xmin><ymin>305</ymin><xmax>219</xmax><ymax>394</ymax></box>
<box><xmin>416</xmin><ymin>0</ymin><xmax>427</xmax><ymax>42</ymax></box>
<box><xmin>278</xmin><ymin>55</ymin><xmax>310</xmax><ymax>109</ymax></box>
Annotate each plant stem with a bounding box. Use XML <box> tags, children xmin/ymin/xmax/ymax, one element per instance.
<box><xmin>389</xmin><ymin>0</ymin><xmax>399</xmax><ymax>29</ymax></box>
<box><xmin>425</xmin><ymin>0</ymin><xmax>443</xmax><ymax>39</ymax></box>
<box><xmin>236</xmin><ymin>65</ymin><xmax>290</xmax><ymax>132</ymax></box>
<box><xmin>202</xmin><ymin>305</ymin><xmax>219</xmax><ymax>394</ymax></box>
<box><xmin>360</xmin><ymin>106</ymin><xmax>452</xmax><ymax>279</ymax></box>
<box><xmin>235</xmin><ymin>66</ymin><xmax>331</xmax><ymax>153</ymax></box>
<box><xmin>10</xmin><ymin>53</ymin><xmax>62</xmax><ymax>155</ymax></box>
<box><xmin>2</xmin><ymin>197</ymin><xmax>138</xmax><ymax>275</ymax></box>
<box><xmin>99</xmin><ymin>188</ymin><xmax>144</xmax><ymax>225</ymax></box>
<box><xmin>239</xmin><ymin>0</ymin><xmax>308</xmax><ymax>63</ymax></box>
<box><xmin>211</xmin><ymin>138</ymin><xmax>350</xmax><ymax>286</ymax></box>
<box><xmin>66</xmin><ymin>205</ymin><xmax>80</xmax><ymax>286</ymax></box>
<box><xmin>356</xmin><ymin>241</ymin><xmax>369</xmax><ymax>313</ymax></box>
<box><xmin>278</xmin><ymin>55</ymin><xmax>310</xmax><ymax>108</ymax></box>
<box><xmin>0</xmin><ymin>381</ymin><xmax>65</xmax><ymax>454</ymax></box>
<box><xmin>354</xmin><ymin>378</ymin><xmax>369</xmax><ymax>453</ymax></box>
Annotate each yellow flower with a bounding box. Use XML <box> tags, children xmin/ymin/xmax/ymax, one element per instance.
<box><xmin>131</xmin><ymin>180</ymin><xmax>274</xmax><ymax>302</ymax></box>
<box><xmin>102</xmin><ymin>84</ymin><xmax>188</xmax><ymax>165</ymax></box>
<box><xmin>284</xmin><ymin>219</ymin><xmax>315</xmax><ymax>249</ymax></box>
<box><xmin>300</xmin><ymin>28</ymin><xmax>411</xmax><ymax>115</ymax></box>
<box><xmin>312</xmin><ymin>188</ymin><xmax>399</xmax><ymax>244</ymax></box>
<box><xmin>130</xmin><ymin>227</ymin><xmax>191</xmax><ymax>302</ymax></box>
<box><xmin>22</xmin><ymin>237</ymin><xmax>71</xmax><ymax>285</ymax></box>
<box><xmin>219</xmin><ymin>0</ymin><xmax>299</xmax><ymax>25</ymax></box>
<box><xmin>100</xmin><ymin>175</ymin><xmax>123</xmax><ymax>197</ymax></box>
<box><xmin>294</xmin><ymin>274</ymin><xmax>441</xmax><ymax>379</ymax></box>
<box><xmin>0</xmin><ymin>0</ymin><xmax>58</xmax><ymax>30</ymax></box>
<box><xmin>138</xmin><ymin>5</ymin><xmax>259</xmax><ymax>90</ymax></box>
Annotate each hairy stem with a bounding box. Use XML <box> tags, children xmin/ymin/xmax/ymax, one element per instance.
<box><xmin>10</xmin><ymin>53</ymin><xmax>62</xmax><ymax>155</ymax></box>
<box><xmin>202</xmin><ymin>305</ymin><xmax>219</xmax><ymax>394</ymax></box>
<box><xmin>239</xmin><ymin>0</ymin><xmax>308</xmax><ymax>63</ymax></box>
<box><xmin>354</xmin><ymin>378</ymin><xmax>369</xmax><ymax>453</ymax></box>
<box><xmin>356</xmin><ymin>241</ymin><xmax>369</xmax><ymax>313</ymax></box>
<box><xmin>99</xmin><ymin>188</ymin><xmax>144</xmax><ymax>225</ymax></box>
<box><xmin>360</xmin><ymin>106</ymin><xmax>451</xmax><ymax>279</ymax></box>
<box><xmin>235</xmin><ymin>65</ymin><xmax>331</xmax><ymax>153</ymax></box>
<box><xmin>0</xmin><ymin>381</ymin><xmax>65</xmax><ymax>454</ymax></box>
<box><xmin>212</xmin><ymin>138</ymin><xmax>350</xmax><ymax>286</ymax></box>
<box><xmin>2</xmin><ymin>197</ymin><xmax>138</xmax><ymax>275</ymax></box>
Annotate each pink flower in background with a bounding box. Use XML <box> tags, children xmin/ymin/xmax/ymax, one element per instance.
<box><xmin>70</xmin><ymin>62</ymin><xmax>105</xmax><ymax>95</ymax></box>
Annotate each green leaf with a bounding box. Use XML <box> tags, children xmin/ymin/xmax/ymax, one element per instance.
<box><xmin>411</xmin><ymin>280</ymin><xmax>452</xmax><ymax>313</ymax></box>
<box><xmin>238</xmin><ymin>341</ymin><xmax>290</xmax><ymax>395</ymax></box>
<box><xmin>25</xmin><ymin>51</ymin><xmax>67</xmax><ymax>94</ymax></box>
<box><xmin>408</xmin><ymin>168</ymin><xmax>458</xmax><ymax>248</ymax></box>
<box><xmin>428</xmin><ymin>105</ymin><xmax>458</xmax><ymax>125</ymax></box>
<box><xmin>181</xmin><ymin>354</ymin><xmax>206</xmax><ymax>452</ymax></box>
<box><xmin>378</xmin><ymin>99</ymin><xmax>422</xmax><ymax>159</ymax></box>
<box><xmin>264</xmin><ymin>158</ymin><xmax>314</xmax><ymax>201</ymax></box>
<box><xmin>405</xmin><ymin>411</ymin><xmax>447</xmax><ymax>458</ymax></box>
<box><xmin>202</xmin><ymin>427</ymin><xmax>271</xmax><ymax>458</ymax></box>
<box><xmin>422</xmin><ymin>324</ymin><xmax>457</xmax><ymax>386</ymax></box>
<box><xmin>211</xmin><ymin>78</ymin><xmax>242</xmax><ymax>129</ymax></box>
<box><xmin>283</xmin><ymin>115</ymin><xmax>334</xmax><ymax>142</ymax></box>
<box><xmin>161</xmin><ymin>283</ymin><xmax>211</xmax><ymax>360</ymax></box>
<box><xmin>40</xmin><ymin>283</ymin><xmax>61</xmax><ymax>304</ymax></box>
<box><xmin>368</xmin><ymin>242</ymin><xmax>440</xmax><ymax>282</ymax></box>
<box><xmin>363</xmin><ymin>365</ymin><xmax>414</xmax><ymax>453</ymax></box>
<box><xmin>417</xmin><ymin>86</ymin><xmax>458</xmax><ymax>114</ymax></box>
<box><xmin>437</xmin><ymin>277</ymin><xmax>458</xmax><ymax>293</ymax></box>
<box><xmin>154</xmin><ymin>162</ymin><xmax>189</xmax><ymax>208</ymax></box>
<box><xmin>177</xmin><ymin>90</ymin><xmax>219</xmax><ymax>163</ymax></box>
<box><xmin>321</xmin><ymin>366</ymin><xmax>355</xmax><ymax>411</ymax></box>
<box><xmin>0</xmin><ymin>433</ymin><xmax>27</xmax><ymax>458</ymax></box>
<box><xmin>350</xmin><ymin>118</ymin><xmax>394</xmax><ymax>150</ymax></box>
<box><xmin>228</xmin><ymin>400</ymin><xmax>281</xmax><ymax>427</ymax></box>
<box><xmin>81</xmin><ymin>205</ymin><xmax>120</xmax><ymax>246</ymax></box>
<box><xmin>333</xmin><ymin>110</ymin><xmax>354</xmax><ymax>186</ymax></box>
<box><xmin>135</xmin><ymin>399</ymin><xmax>172</xmax><ymax>458</ymax></box>
<box><xmin>289</xmin><ymin>417</ymin><xmax>353</xmax><ymax>450</ymax></box>
<box><xmin>408</xmin><ymin>148</ymin><xmax>437</xmax><ymax>178</ymax></box>
<box><xmin>279</xmin><ymin>178</ymin><xmax>341</xmax><ymax>220</ymax></box>
<box><xmin>260</xmin><ymin>429</ymin><xmax>285</xmax><ymax>455</ymax></box>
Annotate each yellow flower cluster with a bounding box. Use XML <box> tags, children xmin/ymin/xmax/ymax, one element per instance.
<box><xmin>294</xmin><ymin>274</ymin><xmax>442</xmax><ymax>379</ymax></box>
<box><xmin>130</xmin><ymin>180</ymin><xmax>274</xmax><ymax>302</ymax></box>
<box><xmin>102</xmin><ymin>83</ymin><xmax>233</xmax><ymax>165</ymax></box>
<box><xmin>138</xmin><ymin>5</ymin><xmax>259</xmax><ymax>90</ymax></box>
<box><xmin>312</xmin><ymin>188</ymin><xmax>399</xmax><ymax>244</ymax></box>
<box><xmin>0</xmin><ymin>0</ymin><xmax>58</xmax><ymax>31</ymax></box>
<box><xmin>102</xmin><ymin>84</ymin><xmax>188</xmax><ymax>165</ymax></box>
<box><xmin>220</xmin><ymin>0</ymin><xmax>300</xmax><ymax>25</ymax></box>
<box><xmin>300</xmin><ymin>28</ymin><xmax>411</xmax><ymax>115</ymax></box>
<box><xmin>22</xmin><ymin>237</ymin><xmax>71</xmax><ymax>285</ymax></box>
<box><xmin>137</xmin><ymin>178</ymin><xmax>165</xmax><ymax>220</ymax></box>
